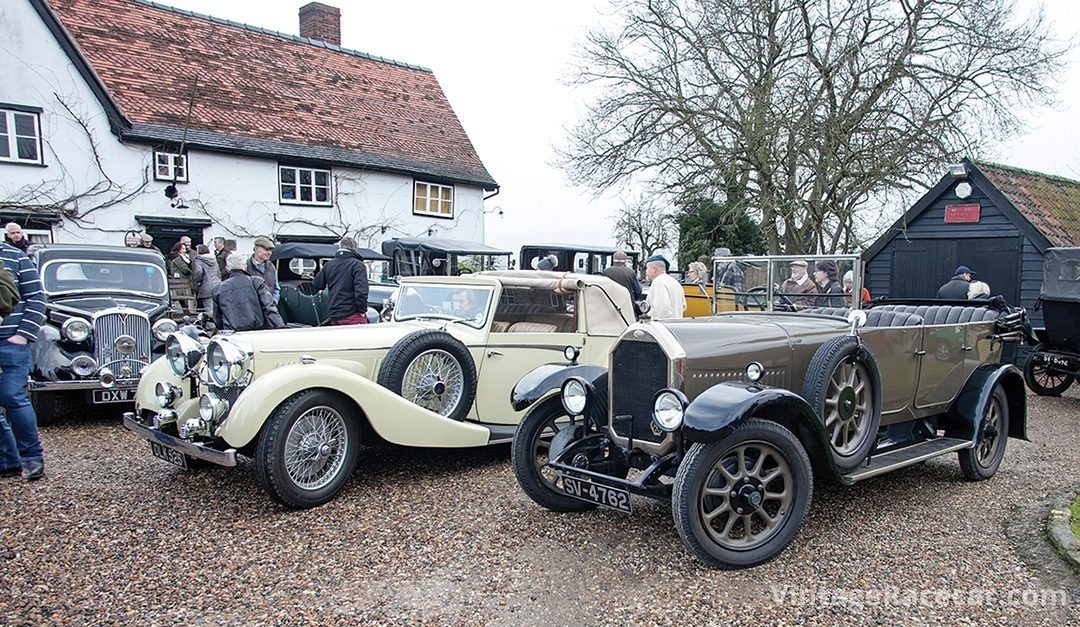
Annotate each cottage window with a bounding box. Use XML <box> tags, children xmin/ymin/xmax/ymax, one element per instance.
<box><xmin>153</xmin><ymin>150</ymin><xmax>188</xmax><ymax>182</ymax></box>
<box><xmin>0</xmin><ymin>108</ymin><xmax>43</xmax><ymax>165</ymax></box>
<box><xmin>279</xmin><ymin>166</ymin><xmax>332</xmax><ymax>205</ymax></box>
<box><xmin>414</xmin><ymin>181</ymin><xmax>454</xmax><ymax>218</ymax></box>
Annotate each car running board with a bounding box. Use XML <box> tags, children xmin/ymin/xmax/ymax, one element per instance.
<box><xmin>842</xmin><ymin>437</ymin><xmax>970</xmax><ymax>483</ymax></box>
<box><xmin>484</xmin><ymin>423</ymin><xmax>519</xmax><ymax>445</ymax></box>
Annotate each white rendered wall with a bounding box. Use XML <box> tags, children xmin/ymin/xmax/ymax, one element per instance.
<box><xmin>0</xmin><ymin>0</ymin><xmax>487</xmax><ymax>251</ymax></box>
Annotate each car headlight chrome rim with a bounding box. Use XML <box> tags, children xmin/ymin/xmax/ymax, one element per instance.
<box><xmin>653</xmin><ymin>389</ymin><xmax>688</xmax><ymax>432</ymax></box>
<box><xmin>745</xmin><ymin>362</ymin><xmax>765</xmax><ymax>382</ymax></box>
<box><xmin>165</xmin><ymin>332</ymin><xmax>204</xmax><ymax>378</ymax></box>
<box><xmin>155</xmin><ymin>381</ymin><xmax>182</xmax><ymax>408</ymax></box>
<box><xmin>61</xmin><ymin>317</ymin><xmax>91</xmax><ymax>342</ymax></box>
<box><xmin>199</xmin><ymin>393</ymin><xmax>230</xmax><ymax>424</ymax></box>
<box><xmin>70</xmin><ymin>355</ymin><xmax>98</xmax><ymax>377</ymax></box>
<box><xmin>206</xmin><ymin>338</ymin><xmax>251</xmax><ymax>387</ymax></box>
<box><xmin>152</xmin><ymin>318</ymin><xmax>178</xmax><ymax>342</ymax></box>
<box><xmin>560</xmin><ymin>377</ymin><xmax>589</xmax><ymax>416</ymax></box>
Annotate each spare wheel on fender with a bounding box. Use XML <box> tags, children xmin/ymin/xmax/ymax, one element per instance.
<box><xmin>377</xmin><ymin>329</ymin><xmax>477</xmax><ymax>421</ymax></box>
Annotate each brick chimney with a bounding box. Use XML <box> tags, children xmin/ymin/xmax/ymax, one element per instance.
<box><xmin>299</xmin><ymin>2</ymin><xmax>341</xmax><ymax>46</ymax></box>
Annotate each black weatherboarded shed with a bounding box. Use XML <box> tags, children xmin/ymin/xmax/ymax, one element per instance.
<box><xmin>863</xmin><ymin>158</ymin><xmax>1080</xmax><ymax>333</ymax></box>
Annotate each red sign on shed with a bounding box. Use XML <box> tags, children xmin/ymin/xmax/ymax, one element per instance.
<box><xmin>944</xmin><ymin>204</ymin><xmax>981</xmax><ymax>223</ymax></box>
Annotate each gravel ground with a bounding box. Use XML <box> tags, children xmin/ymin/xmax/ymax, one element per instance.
<box><xmin>1</xmin><ymin>391</ymin><xmax>1078</xmax><ymax>625</ymax></box>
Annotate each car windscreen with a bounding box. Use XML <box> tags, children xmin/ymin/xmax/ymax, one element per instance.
<box><xmin>393</xmin><ymin>284</ymin><xmax>494</xmax><ymax>328</ymax></box>
<box><xmin>41</xmin><ymin>260</ymin><xmax>168</xmax><ymax>297</ymax></box>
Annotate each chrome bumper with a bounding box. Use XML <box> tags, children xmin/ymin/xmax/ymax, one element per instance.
<box><xmin>30</xmin><ymin>379</ymin><xmax>137</xmax><ymax>392</ymax></box>
<box><xmin>122</xmin><ymin>412</ymin><xmax>238</xmax><ymax>467</ymax></box>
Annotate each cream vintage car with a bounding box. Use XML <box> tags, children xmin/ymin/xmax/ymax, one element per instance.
<box><xmin>122</xmin><ymin>271</ymin><xmax>635</xmax><ymax>508</ymax></box>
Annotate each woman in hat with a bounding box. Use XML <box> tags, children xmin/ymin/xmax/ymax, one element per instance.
<box><xmin>812</xmin><ymin>260</ymin><xmax>845</xmax><ymax>307</ymax></box>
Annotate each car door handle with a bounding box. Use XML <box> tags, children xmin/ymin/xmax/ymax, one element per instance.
<box><xmin>486</xmin><ymin>350</ymin><xmax>503</xmax><ymax>357</ymax></box>
<box><xmin>962</xmin><ymin>345</ymin><xmax>974</xmax><ymax>352</ymax></box>
<box><xmin>914</xmin><ymin>350</ymin><xmax>926</xmax><ymax>356</ymax></box>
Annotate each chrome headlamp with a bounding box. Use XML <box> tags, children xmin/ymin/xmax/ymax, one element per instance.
<box><xmin>155</xmin><ymin>381</ymin><xmax>182</xmax><ymax>408</ymax></box>
<box><xmin>70</xmin><ymin>355</ymin><xmax>98</xmax><ymax>377</ymax></box>
<box><xmin>653</xmin><ymin>389</ymin><xmax>689</xmax><ymax>432</ymax></box>
<box><xmin>206</xmin><ymin>338</ymin><xmax>251</xmax><ymax>387</ymax></box>
<box><xmin>745</xmin><ymin>362</ymin><xmax>764</xmax><ymax>383</ymax></box>
<box><xmin>165</xmin><ymin>332</ymin><xmax>204</xmax><ymax>378</ymax></box>
<box><xmin>560</xmin><ymin>377</ymin><xmax>590</xmax><ymax>416</ymax></box>
<box><xmin>199</xmin><ymin>393</ymin><xmax>230</xmax><ymax>424</ymax></box>
<box><xmin>562</xmin><ymin>346</ymin><xmax>580</xmax><ymax>363</ymax></box>
<box><xmin>61</xmin><ymin>317</ymin><xmax>91</xmax><ymax>342</ymax></box>
<box><xmin>152</xmin><ymin>318</ymin><xmax>178</xmax><ymax>342</ymax></box>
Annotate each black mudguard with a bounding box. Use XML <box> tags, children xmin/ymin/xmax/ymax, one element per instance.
<box><xmin>682</xmin><ymin>381</ymin><xmax>843</xmax><ymax>477</ymax></box>
<box><xmin>944</xmin><ymin>363</ymin><xmax>1027</xmax><ymax>442</ymax></box>
<box><xmin>511</xmin><ymin>363</ymin><xmax>609</xmax><ymax>412</ymax></box>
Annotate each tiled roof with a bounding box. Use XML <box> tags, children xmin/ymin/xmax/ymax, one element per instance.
<box><xmin>46</xmin><ymin>0</ymin><xmax>497</xmax><ymax>187</ymax></box>
<box><xmin>975</xmin><ymin>161</ymin><xmax>1080</xmax><ymax>247</ymax></box>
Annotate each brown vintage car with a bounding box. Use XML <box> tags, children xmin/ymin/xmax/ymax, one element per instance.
<box><xmin>508</xmin><ymin>255</ymin><xmax>1029</xmax><ymax>569</ymax></box>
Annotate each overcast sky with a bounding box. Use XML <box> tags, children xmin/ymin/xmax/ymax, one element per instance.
<box><xmin>162</xmin><ymin>0</ymin><xmax>1080</xmax><ymax>261</ymax></box>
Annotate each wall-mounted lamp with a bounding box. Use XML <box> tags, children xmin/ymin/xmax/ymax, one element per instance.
<box><xmin>380</xmin><ymin>225</ymin><xmax>389</xmax><ymax>234</ymax></box>
<box><xmin>947</xmin><ymin>163</ymin><xmax>968</xmax><ymax>179</ymax></box>
<box><xmin>427</xmin><ymin>226</ymin><xmax>437</xmax><ymax>237</ymax></box>
<box><xmin>164</xmin><ymin>184</ymin><xmax>189</xmax><ymax>209</ymax></box>
<box><xmin>483</xmin><ymin>206</ymin><xmax>504</xmax><ymax>218</ymax></box>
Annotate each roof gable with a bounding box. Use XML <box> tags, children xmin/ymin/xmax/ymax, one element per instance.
<box><xmin>44</xmin><ymin>0</ymin><xmax>497</xmax><ymax>188</ymax></box>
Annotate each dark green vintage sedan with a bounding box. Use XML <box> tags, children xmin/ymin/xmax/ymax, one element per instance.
<box><xmin>509</xmin><ymin>255</ymin><xmax>1029</xmax><ymax>569</ymax></box>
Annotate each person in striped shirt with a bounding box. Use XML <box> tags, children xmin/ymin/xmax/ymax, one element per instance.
<box><xmin>0</xmin><ymin>242</ymin><xmax>47</xmax><ymax>480</ymax></box>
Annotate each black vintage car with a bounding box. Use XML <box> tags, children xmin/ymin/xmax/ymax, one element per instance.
<box><xmin>1023</xmin><ymin>247</ymin><xmax>1080</xmax><ymax>395</ymax></box>
<box><xmin>30</xmin><ymin>244</ymin><xmax>177</xmax><ymax>423</ymax></box>
<box><xmin>382</xmin><ymin>237</ymin><xmax>512</xmax><ymax>277</ymax></box>
<box><xmin>271</xmin><ymin>242</ymin><xmax>393</xmax><ymax>325</ymax></box>
<box><xmin>509</xmin><ymin>255</ymin><xmax>1028</xmax><ymax>569</ymax></box>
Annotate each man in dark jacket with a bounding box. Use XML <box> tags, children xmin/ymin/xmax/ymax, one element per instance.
<box><xmin>937</xmin><ymin>265</ymin><xmax>975</xmax><ymax>299</ymax></box>
<box><xmin>212</xmin><ymin>236</ymin><xmax>230</xmax><ymax>280</ymax></box>
<box><xmin>312</xmin><ymin>236</ymin><xmax>370</xmax><ymax>325</ymax></box>
<box><xmin>602</xmin><ymin>251</ymin><xmax>642</xmax><ymax>305</ymax></box>
<box><xmin>212</xmin><ymin>254</ymin><xmax>284</xmax><ymax>332</ymax></box>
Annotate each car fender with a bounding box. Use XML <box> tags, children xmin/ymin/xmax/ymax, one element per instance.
<box><xmin>511</xmin><ymin>363</ymin><xmax>608</xmax><ymax>411</ymax></box>
<box><xmin>217</xmin><ymin>362</ymin><xmax>491</xmax><ymax>449</ymax></box>
<box><xmin>944</xmin><ymin>363</ymin><xmax>1027</xmax><ymax>442</ymax></box>
<box><xmin>682</xmin><ymin>382</ymin><xmax>843</xmax><ymax>476</ymax></box>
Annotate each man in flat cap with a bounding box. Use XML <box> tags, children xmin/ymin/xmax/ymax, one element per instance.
<box><xmin>780</xmin><ymin>259</ymin><xmax>817</xmax><ymax>309</ymax></box>
<box><xmin>137</xmin><ymin>232</ymin><xmax>163</xmax><ymax>256</ymax></box>
<box><xmin>246</xmin><ymin>236</ymin><xmax>279</xmax><ymax>304</ymax></box>
<box><xmin>644</xmin><ymin>254</ymin><xmax>686</xmax><ymax>320</ymax></box>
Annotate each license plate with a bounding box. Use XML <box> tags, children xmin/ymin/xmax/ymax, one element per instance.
<box><xmin>93</xmin><ymin>388</ymin><xmax>136</xmax><ymax>404</ymax></box>
<box><xmin>562</xmin><ymin>475</ymin><xmax>632</xmax><ymax>514</ymax></box>
<box><xmin>149</xmin><ymin>441</ymin><xmax>188</xmax><ymax>470</ymax></box>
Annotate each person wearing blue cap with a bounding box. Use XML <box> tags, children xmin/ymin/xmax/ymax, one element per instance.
<box><xmin>937</xmin><ymin>265</ymin><xmax>975</xmax><ymax>299</ymax></box>
<box><xmin>644</xmin><ymin>254</ymin><xmax>686</xmax><ymax>319</ymax></box>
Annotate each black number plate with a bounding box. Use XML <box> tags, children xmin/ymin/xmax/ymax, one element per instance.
<box><xmin>149</xmin><ymin>441</ymin><xmax>188</xmax><ymax>470</ymax></box>
<box><xmin>92</xmin><ymin>388</ymin><xmax>136</xmax><ymax>404</ymax></box>
<box><xmin>561</xmin><ymin>475</ymin><xmax>632</xmax><ymax>514</ymax></box>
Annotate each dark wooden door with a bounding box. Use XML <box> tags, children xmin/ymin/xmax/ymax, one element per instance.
<box><xmin>955</xmin><ymin>236</ymin><xmax>1021</xmax><ymax>305</ymax></box>
<box><xmin>889</xmin><ymin>236</ymin><xmax>1020</xmax><ymax>302</ymax></box>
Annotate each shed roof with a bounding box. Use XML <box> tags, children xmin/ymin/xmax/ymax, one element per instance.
<box><xmin>41</xmin><ymin>0</ymin><xmax>497</xmax><ymax>188</ymax></box>
<box><xmin>974</xmin><ymin>161</ymin><xmax>1080</xmax><ymax>247</ymax></box>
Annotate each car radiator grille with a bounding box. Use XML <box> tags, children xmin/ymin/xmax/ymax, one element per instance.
<box><xmin>95</xmin><ymin>311</ymin><xmax>151</xmax><ymax>380</ymax></box>
<box><xmin>610</xmin><ymin>339</ymin><xmax>669</xmax><ymax>445</ymax></box>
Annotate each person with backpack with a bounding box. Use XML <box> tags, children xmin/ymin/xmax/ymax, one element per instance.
<box><xmin>0</xmin><ymin>242</ymin><xmax>47</xmax><ymax>480</ymax></box>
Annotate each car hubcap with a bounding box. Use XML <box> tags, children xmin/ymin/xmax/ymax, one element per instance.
<box><xmin>976</xmin><ymin>397</ymin><xmax>1003</xmax><ymax>468</ymax></box>
<box><xmin>700</xmin><ymin>442</ymin><xmax>794</xmax><ymax>551</ymax></box>
<box><xmin>284</xmin><ymin>406</ymin><xmax>347</xmax><ymax>490</ymax></box>
<box><xmin>402</xmin><ymin>349</ymin><xmax>464</xmax><ymax>416</ymax></box>
<box><xmin>823</xmin><ymin>359</ymin><xmax>870</xmax><ymax>455</ymax></box>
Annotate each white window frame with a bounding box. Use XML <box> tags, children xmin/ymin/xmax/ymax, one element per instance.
<box><xmin>279</xmin><ymin>165</ymin><xmax>332</xmax><ymax>206</ymax></box>
<box><xmin>153</xmin><ymin>150</ymin><xmax>188</xmax><ymax>182</ymax></box>
<box><xmin>413</xmin><ymin>181</ymin><xmax>455</xmax><ymax>218</ymax></box>
<box><xmin>0</xmin><ymin>108</ymin><xmax>43</xmax><ymax>165</ymax></box>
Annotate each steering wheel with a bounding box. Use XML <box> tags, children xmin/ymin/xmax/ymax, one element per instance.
<box><xmin>744</xmin><ymin>286</ymin><xmax>796</xmax><ymax>312</ymax></box>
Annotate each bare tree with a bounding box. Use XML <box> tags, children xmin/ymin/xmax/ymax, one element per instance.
<box><xmin>562</xmin><ymin>0</ymin><xmax>1068</xmax><ymax>253</ymax></box>
<box><xmin>612</xmin><ymin>195</ymin><xmax>676</xmax><ymax>256</ymax></box>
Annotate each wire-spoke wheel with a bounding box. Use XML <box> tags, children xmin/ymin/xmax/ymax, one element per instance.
<box><xmin>1023</xmin><ymin>346</ymin><xmax>1074</xmax><ymax>396</ymax></box>
<box><xmin>283</xmin><ymin>405</ymin><xmax>348</xmax><ymax>490</ymax></box>
<box><xmin>802</xmin><ymin>335</ymin><xmax>882</xmax><ymax>471</ymax></box>
<box><xmin>959</xmin><ymin>386</ymin><xmax>1010</xmax><ymax>481</ymax></box>
<box><xmin>378</xmin><ymin>330</ymin><xmax>477</xmax><ymax>421</ymax></box>
<box><xmin>673</xmin><ymin>419</ymin><xmax>812</xmax><ymax>569</ymax></box>
<box><xmin>256</xmin><ymin>390</ymin><xmax>360</xmax><ymax>508</ymax></box>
